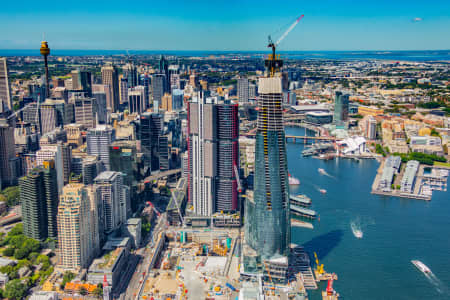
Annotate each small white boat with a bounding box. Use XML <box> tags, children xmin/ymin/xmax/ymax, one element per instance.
<box><xmin>351</xmin><ymin>222</ymin><xmax>363</xmax><ymax>239</ymax></box>
<box><xmin>289</xmin><ymin>176</ymin><xmax>300</xmax><ymax>185</ymax></box>
<box><xmin>411</xmin><ymin>260</ymin><xmax>431</xmax><ymax>274</ymax></box>
<box><xmin>319</xmin><ymin>189</ymin><xmax>327</xmax><ymax>194</ymax></box>
<box><xmin>318</xmin><ymin>168</ymin><xmax>327</xmax><ymax>175</ymax></box>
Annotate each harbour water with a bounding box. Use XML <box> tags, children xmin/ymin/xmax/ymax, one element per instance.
<box><xmin>286</xmin><ymin>126</ymin><xmax>450</xmax><ymax>300</ymax></box>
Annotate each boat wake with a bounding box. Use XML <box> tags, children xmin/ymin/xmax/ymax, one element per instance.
<box><xmin>318</xmin><ymin>168</ymin><xmax>336</xmax><ymax>179</ymax></box>
<box><xmin>424</xmin><ymin>271</ymin><xmax>449</xmax><ymax>295</ymax></box>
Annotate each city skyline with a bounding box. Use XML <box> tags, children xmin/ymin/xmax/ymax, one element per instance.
<box><xmin>1</xmin><ymin>0</ymin><xmax>450</xmax><ymax>51</ymax></box>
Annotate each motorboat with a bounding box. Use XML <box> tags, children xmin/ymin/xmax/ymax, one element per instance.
<box><xmin>319</xmin><ymin>189</ymin><xmax>327</xmax><ymax>194</ymax></box>
<box><xmin>318</xmin><ymin>168</ymin><xmax>327</xmax><ymax>175</ymax></box>
<box><xmin>288</xmin><ymin>174</ymin><xmax>300</xmax><ymax>185</ymax></box>
<box><xmin>411</xmin><ymin>260</ymin><xmax>431</xmax><ymax>274</ymax></box>
<box><xmin>351</xmin><ymin>222</ymin><xmax>363</xmax><ymax>239</ymax></box>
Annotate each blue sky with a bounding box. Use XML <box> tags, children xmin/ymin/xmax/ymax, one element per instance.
<box><xmin>0</xmin><ymin>0</ymin><xmax>449</xmax><ymax>50</ymax></box>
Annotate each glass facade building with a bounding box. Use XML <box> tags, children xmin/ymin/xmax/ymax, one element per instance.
<box><xmin>244</xmin><ymin>77</ymin><xmax>290</xmax><ymax>271</ymax></box>
<box><xmin>333</xmin><ymin>91</ymin><xmax>349</xmax><ymax>126</ymax></box>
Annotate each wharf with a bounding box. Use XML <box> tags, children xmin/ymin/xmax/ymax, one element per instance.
<box><xmin>291</xmin><ymin>219</ymin><xmax>314</xmax><ymax>229</ymax></box>
<box><xmin>290</xmin><ymin>205</ymin><xmax>317</xmax><ymax>219</ymax></box>
<box><xmin>371</xmin><ymin>159</ymin><xmax>432</xmax><ymax>201</ymax></box>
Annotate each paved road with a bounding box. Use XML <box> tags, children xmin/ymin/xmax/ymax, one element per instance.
<box><xmin>124</xmin><ymin>213</ymin><xmax>167</xmax><ymax>300</ymax></box>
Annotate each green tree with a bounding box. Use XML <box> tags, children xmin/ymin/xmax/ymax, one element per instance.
<box><xmin>14</xmin><ymin>247</ymin><xmax>29</xmax><ymax>260</ymax></box>
<box><xmin>8</xmin><ymin>224</ymin><xmax>23</xmax><ymax>236</ymax></box>
<box><xmin>60</xmin><ymin>271</ymin><xmax>75</xmax><ymax>289</ymax></box>
<box><xmin>93</xmin><ymin>286</ymin><xmax>103</xmax><ymax>298</ymax></box>
<box><xmin>1</xmin><ymin>186</ymin><xmax>20</xmax><ymax>207</ymax></box>
<box><xmin>2</xmin><ymin>247</ymin><xmax>14</xmax><ymax>257</ymax></box>
<box><xmin>79</xmin><ymin>286</ymin><xmax>88</xmax><ymax>296</ymax></box>
<box><xmin>3</xmin><ymin>279</ymin><xmax>28</xmax><ymax>300</ymax></box>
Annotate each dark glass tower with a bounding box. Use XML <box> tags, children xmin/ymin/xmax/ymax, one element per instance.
<box><xmin>244</xmin><ymin>77</ymin><xmax>290</xmax><ymax>269</ymax></box>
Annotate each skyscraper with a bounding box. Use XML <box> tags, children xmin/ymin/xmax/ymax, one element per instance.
<box><xmin>333</xmin><ymin>91</ymin><xmax>349</xmax><ymax>126</ymax></box>
<box><xmin>151</xmin><ymin>74</ymin><xmax>165</xmax><ymax>109</ymax></box>
<box><xmin>57</xmin><ymin>184</ymin><xmax>99</xmax><ymax>270</ymax></box>
<box><xmin>216</xmin><ymin>103</ymin><xmax>239</xmax><ymax>212</ymax></box>
<box><xmin>0</xmin><ymin>119</ymin><xmax>16</xmax><ymax>188</ymax></box>
<box><xmin>188</xmin><ymin>93</ymin><xmax>239</xmax><ymax>216</ymax></box>
<box><xmin>128</xmin><ymin>86</ymin><xmax>146</xmax><ymax>114</ymax></box>
<box><xmin>119</xmin><ymin>77</ymin><xmax>128</xmax><ymax>105</ymax></box>
<box><xmin>159</xmin><ymin>55</ymin><xmax>170</xmax><ymax>92</ymax></box>
<box><xmin>0</xmin><ymin>57</ymin><xmax>12</xmax><ymax>112</ymax></box>
<box><xmin>94</xmin><ymin>171</ymin><xmax>128</xmax><ymax>234</ymax></box>
<box><xmin>86</xmin><ymin>125</ymin><xmax>115</xmax><ymax>171</ymax></box>
<box><xmin>93</xmin><ymin>92</ymin><xmax>108</xmax><ymax>124</ymax></box>
<box><xmin>92</xmin><ymin>84</ymin><xmax>112</xmax><ymax>115</ymax></box>
<box><xmin>140</xmin><ymin>112</ymin><xmax>162</xmax><ymax>171</ymax></box>
<box><xmin>36</xmin><ymin>144</ymin><xmax>64</xmax><ymax>192</ymax></box>
<box><xmin>71</xmin><ymin>69</ymin><xmax>92</xmax><ymax>96</ymax></box>
<box><xmin>20</xmin><ymin>160</ymin><xmax>59</xmax><ymax>241</ymax></box>
<box><xmin>101</xmin><ymin>65</ymin><xmax>120</xmax><ymax>112</ymax></box>
<box><xmin>73</xmin><ymin>97</ymin><xmax>97</xmax><ymax>128</ymax></box>
<box><xmin>123</xmin><ymin>63</ymin><xmax>138</xmax><ymax>88</ymax></box>
<box><xmin>237</xmin><ymin>78</ymin><xmax>249</xmax><ymax>104</ymax></box>
<box><xmin>244</xmin><ymin>77</ymin><xmax>290</xmax><ymax>271</ymax></box>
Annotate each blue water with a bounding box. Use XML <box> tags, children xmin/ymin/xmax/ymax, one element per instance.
<box><xmin>286</xmin><ymin>127</ymin><xmax>450</xmax><ymax>300</ymax></box>
<box><xmin>0</xmin><ymin>49</ymin><xmax>449</xmax><ymax>61</ymax></box>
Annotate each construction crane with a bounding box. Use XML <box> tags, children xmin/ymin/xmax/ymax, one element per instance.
<box><xmin>233</xmin><ymin>164</ymin><xmax>242</xmax><ymax>193</ymax></box>
<box><xmin>314</xmin><ymin>252</ymin><xmax>324</xmax><ymax>275</ymax></box>
<box><xmin>266</xmin><ymin>14</ymin><xmax>304</xmax><ymax>77</ymax></box>
<box><xmin>171</xmin><ymin>191</ymin><xmax>186</xmax><ymax>228</ymax></box>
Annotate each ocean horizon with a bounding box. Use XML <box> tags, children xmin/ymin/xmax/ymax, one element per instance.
<box><xmin>0</xmin><ymin>49</ymin><xmax>449</xmax><ymax>61</ymax></box>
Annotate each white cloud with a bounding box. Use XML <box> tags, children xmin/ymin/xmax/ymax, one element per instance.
<box><xmin>412</xmin><ymin>17</ymin><xmax>423</xmax><ymax>22</ymax></box>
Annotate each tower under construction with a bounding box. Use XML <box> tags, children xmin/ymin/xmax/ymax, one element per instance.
<box><xmin>243</xmin><ymin>14</ymin><xmax>303</xmax><ymax>282</ymax></box>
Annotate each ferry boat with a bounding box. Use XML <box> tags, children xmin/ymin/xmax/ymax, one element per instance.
<box><xmin>289</xmin><ymin>194</ymin><xmax>312</xmax><ymax>207</ymax></box>
<box><xmin>318</xmin><ymin>168</ymin><xmax>327</xmax><ymax>175</ymax></box>
<box><xmin>290</xmin><ymin>204</ymin><xmax>316</xmax><ymax>220</ymax></box>
<box><xmin>411</xmin><ymin>260</ymin><xmax>431</xmax><ymax>274</ymax></box>
<box><xmin>319</xmin><ymin>189</ymin><xmax>327</xmax><ymax>194</ymax></box>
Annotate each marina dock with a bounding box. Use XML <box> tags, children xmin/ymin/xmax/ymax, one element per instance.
<box><xmin>290</xmin><ymin>205</ymin><xmax>317</xmax><ymax>219</ymax></box>
<box><xmin>290</xmin><ymin>194</ymin><xmax>312</xmax><ymax>207</ymax></box>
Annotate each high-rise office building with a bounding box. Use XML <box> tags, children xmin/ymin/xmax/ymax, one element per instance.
<box><xmin>109</xmin><ymin>140</ymin><xmax>138</xmax><ymax>188</ymax></box>
<box><xmin>128</xmin><ymin>86</ymin><xmax>146</xmax><ymax>114</ymax></box>
<box><xmin>73</xmin><ymin>97</ymin><xmax>97</xmax><ymax>128</ymax></box>
<box><xmin>158</xmin><ymin>135</ymin><xmax>169</xmax><ymax>171</ymax></box>
<box><xmin>333</xmin><ymin>91</ymin><xmax>349</xmax><ymax>126</ymax></box>
<box><xmin>123</xmin><ymin>63</ymin><xmax>138</xmax><ymax>88</ymax></box>
<box><xmin>57</xmin><ymin>184</ymin><xmax>99</xmax><ymax>270</ymax></box>
<box><xmin>0</xmin><ymin>57</ymin><xmax>12</xmax><ymax>112</ymax></box>
<box><xmin>71</xmin><ymin>155</ymin><xmax>101</xmax><ymax>185</ymax></box>
<box><xmin>119</xmin><ymin>77</ymin><xmax>128</xmax><ymax>105</ymax></box>
<box><xmin>151</xmin><ymin>74</ymin><xmax>165</xmax><ymax>109</ymax></box>
<box><xmin>36</xmin><ymin>144</ymin><xmax>64</xmax><ymax>192</ymax></box>
<box><xmin>94</xmin><ymin>171</ymin><xmax>128</xmax><ymax>233</ymax></box>
<box><xmin>172</xmin><ymin>89</ymin><xmax>184</xmax><ymax>111</ymax></box>
<box><xmin>0</xmin><ymin>119</ymin><xmax>16</xmax><ymax>188</ymax></box>
<box><xmin>188</xmin><ymin>93</ymin><xmax>239</xmax><ymax>216</ymax></box>
<box><xmin>40</xmin><ymin>99</ymin><xmax>71</xmax><ymax>134</ymax></box>
<box><xmin>93</xmin><ymin>92</ymin><xmax>108</xmax><ymax>124</ymax></box>
<box><xmin>244</xmin><ymin>77</ymin><xmax>290</xmax><ymax>270</ymax></box>
<box><xmin>86</xmin><ymin>125</ymin><xmax>115</xmax><ymax>171</ymax></box>
<box><xmin>159</xmin><ymin>55</ymin><xmax>170</xmax><ymax>92</ymax></box>
<box><xmin>92</xmin><ymin>84</ymin><xmax>112</xmax><ymax>115</ymax></box>
<box><xmin>20</xmin><ymin>160</ymin><xmax>59</xmax><ymax>241</ymax></box>
<box><xmin>161</xmin><ymin>93</ymin><xmax>172</xmax><ymax>112</ymax></box>
<box><xmin>139</xmin><ymin>112</ymin><xmax>162</xmax><ymax>170</ymax></box>
<box><xmin>237</xmin><ymin>78</ymin><xmax>249</xmax><ymax>104</ymax></box>
<box><xmin>71</xmin><ymin>69</ymin><xmax>92</xmax><ymax>96</ymax></box>
<box><xmin>101</xmin><ymin>65</ymin><xmax>120</xmax><ymax>112</ymax></box>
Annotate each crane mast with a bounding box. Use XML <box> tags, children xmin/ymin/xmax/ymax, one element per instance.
<box><xmin>265</xmin><ymin>14</ymin><xmax>304</xmax><ymax>77</ymax></box>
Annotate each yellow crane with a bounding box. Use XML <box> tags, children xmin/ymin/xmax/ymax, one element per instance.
<box><xmin>314</xmin><ymin>252</ymin><xmax>324</xmax><ymax>274</ymax></box>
